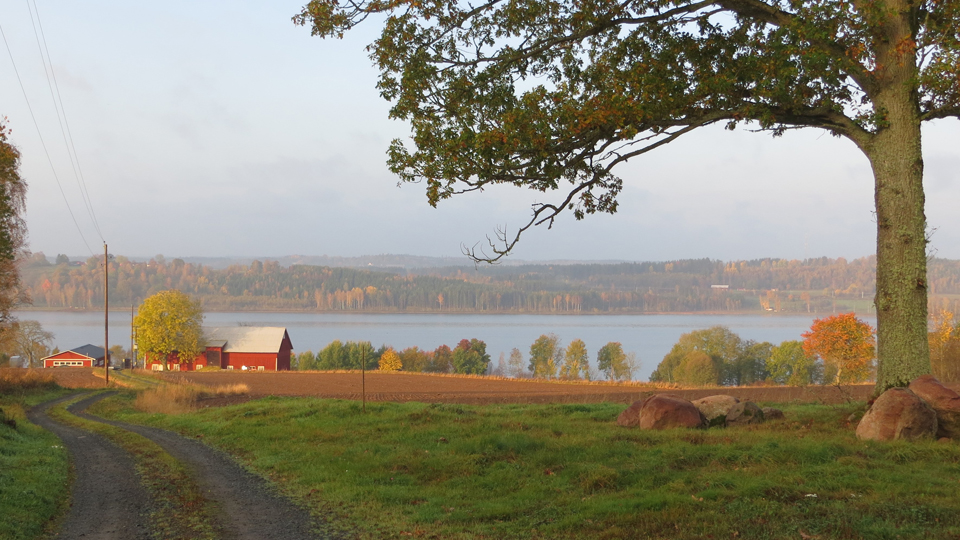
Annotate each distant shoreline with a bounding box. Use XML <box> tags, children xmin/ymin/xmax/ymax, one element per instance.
<box><xmin>12</xmin><ymin>307</ymin><xmax>864</xmax><ymax>317</ymax></box>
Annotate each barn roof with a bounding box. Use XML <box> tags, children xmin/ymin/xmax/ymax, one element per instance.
<box><xmin>42</xmin><ymin>344</ymin><xmax>105</xmax><ymax>361</ymax></box>
<box><xmin>69</xmin><ymin>344</ymin><xmax>105</xmax><ymax>359</ymax></box>
<box><xmin>202</xmin><ymin>327</ymin><xmax>290</xmax><ymax>353</ymax></box>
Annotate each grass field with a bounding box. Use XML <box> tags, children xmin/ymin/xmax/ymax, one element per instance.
<box><xmin>0</xmin><ymin>370</ymin><xmax>73</xmax><ymax>540</ymax></box>
<box><xmin>92</xmin><ymin>392</ymin><xmax>960</xmax><ymax>540</ymax></box>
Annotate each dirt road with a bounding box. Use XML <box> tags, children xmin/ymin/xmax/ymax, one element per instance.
<box><xmin>31</xmin><ymin>393</ymin><xmax>343</xmax><ymax>540</ymax></box>
<box><xmin>27</xmin><ymin>394</ymin><xmax>153</xmax><ymax>540</ymax></box>
<box><xmin>74</xmin><ymin>395</ymin><xmax>340</xmax><ymax>540</ymax></box>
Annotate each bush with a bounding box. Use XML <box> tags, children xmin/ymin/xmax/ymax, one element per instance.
<box><xmin>135</xmin><ymin>382</ymin><xmax>248</xmax><ymax>414</ymax></box>
<box><xmin>0</xmin><ymin>368</ymin><xmax>58</xmax><ymax>394</ymax></box>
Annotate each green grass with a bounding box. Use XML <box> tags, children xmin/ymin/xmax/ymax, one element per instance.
<box><xmin>107</xmin><ymin>369</ymin><xmax>163</xmax><ymax>390</ymax></box>
<box><xmin>0</xmin><ymin>388</ymin><xmax>74</xmax><ymax>540</ymax></box>
<box><xmin>91</xmin><ymin>395</ymin><xmax>960</xmax><ymax>539</ymax></box>
<box><xmin>48</xmin><ymin>394</ymin><xmax>220</xmax><ymax>540</ymax></box>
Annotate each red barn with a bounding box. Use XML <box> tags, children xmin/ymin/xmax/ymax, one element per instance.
<box><xmin>43</xmin><ymin>345</ymin><xmax>106</xmax><ymax>368</ymax></box>
<box><xmin>147</xmin><ymin>327</ymin><xmax>293</xmax><ymax>371</ymax></box>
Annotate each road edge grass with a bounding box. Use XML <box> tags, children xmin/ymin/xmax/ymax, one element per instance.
<box><xmin>48</xmin><ymin>392</ymin><xmax>222</xmax><ymax>540</ymax></box>
<box><xmin>0</xmin><ymin>388</ymin><xmax>75</xmax><ymax>540</ymax></box>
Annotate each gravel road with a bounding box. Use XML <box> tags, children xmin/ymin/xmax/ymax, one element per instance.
<box><xmin>71</xmin><ymin>393</ymin><xmax>345</xmax><ymax>540</ymax></box>
<box><xmin>27</xmin><ymin>394</ymin><xmax>153</xmax><ymax>540</ymax></box>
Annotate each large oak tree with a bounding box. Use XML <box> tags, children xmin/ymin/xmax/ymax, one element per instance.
<box><xmin>296</xmin><ymin>0</ymin><xmax>960</xmax><ymax>391</ymax></box>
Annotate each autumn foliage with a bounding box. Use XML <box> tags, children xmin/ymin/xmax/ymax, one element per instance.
<box><xmin>928</xmin><ymin>309</ymin><xmax>960</xmax><ymax>383</ymax></box>
<box><xmin>134</xmin><ymin>290</ymin><xmax>204</xmax><ymax>368</ymax></box>
<box><xmin>378</xmin><ymin>348</ymin><xmax>402</xmax><ymax>372</ymax></box>
<box><xmin>802</xmin><ymin>314</ymin><xmax>876</xmax><ymax>385</ymax></box>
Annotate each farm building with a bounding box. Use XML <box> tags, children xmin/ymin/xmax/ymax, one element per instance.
<box><xmin>147</xmin><ymin>326</ymin><xmax>293</xmax><ymax>372</ymax></box>
<box><xmin>43</xmin><ymin>345</ymin><xmax>107</xmax><ymax>368</ymax></box>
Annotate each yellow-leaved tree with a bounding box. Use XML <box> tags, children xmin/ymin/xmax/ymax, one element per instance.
<box><xmin>378</xmin><ymin>348</ymin><xmax>402</xmax><ymax>372</ymax></box>
<box><xmin>559</xmin><ymin>339</ymin><xmax>590</xmax><ymax>380</ymax></box>
<box><xmin>929</xmin><ymin>309</ymin><xmax>960</xmax><ymax>383</ymax></box>
<box><xmin>134</xmin><ymin>290</ymin><xmax>204</xmax><ymax>370</ymax></box>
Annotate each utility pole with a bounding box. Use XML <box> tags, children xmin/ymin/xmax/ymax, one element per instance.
<box><xmin>130</xmin><ymin>299</ymin><xmax>136</xmax><ymax>370</ymax></box>
<box><xmin>361</xmin><ymin>348</ymin><xmax>366</xmax><ymax>413</ymax></box>
<box><xmin>104</xmin><ymin>243</ymin><xmax>109</xmax><ymax>385</ymax></box>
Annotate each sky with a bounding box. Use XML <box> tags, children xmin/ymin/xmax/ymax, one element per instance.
<box><xmin>1</xmin><ymin>1</ymin><xmax>958</xmax><ymax>264</ymax></box>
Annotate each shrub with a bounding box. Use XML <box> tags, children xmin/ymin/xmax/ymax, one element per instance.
<box><xmin>135</xmin><ymin>381</ymin><xmax>248</xmax><ymax>414</ymax></box>
<box><xmin>0</xmin><ymin>368</ymin><xmax>58</xmax><ymax>393</ymax></box>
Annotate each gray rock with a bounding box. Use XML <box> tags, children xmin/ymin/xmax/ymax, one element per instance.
<box><xmin>692</xmin><ymin>395</ymin><xmax>739</xmax><ymax>428</ymax></box>
<box><xmin>726</xmin><ymin>401</ymin><xmax>765</xmax><ymax>426</ymax></box>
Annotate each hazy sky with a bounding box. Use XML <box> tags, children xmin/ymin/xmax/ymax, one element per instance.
<box><xmin>2</xmin><ymin>1</ymin><xmax>958</xmax><ymax>263</ymax></box>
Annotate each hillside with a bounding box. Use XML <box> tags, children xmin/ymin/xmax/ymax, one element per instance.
<box><xmin>17</xmin><ymin>252</ymin><xmax>960</xmax><ymax>314</ymax></box>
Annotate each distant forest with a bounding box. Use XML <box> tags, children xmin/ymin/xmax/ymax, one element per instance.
<box><xmin>17</xmin><ymin>252</ymin><xmax>960</xmax><ymax>314</ymax></box>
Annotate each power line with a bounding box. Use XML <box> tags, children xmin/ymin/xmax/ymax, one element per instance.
<box><xmin>27</xmin><ymin>0</ymin><xmax>103</xmax><ymax>241</ymax></box>
<box><xmin>0</xmin><ymin>21</ymin><xmax>94</xmax><ymax>255</ymax></box>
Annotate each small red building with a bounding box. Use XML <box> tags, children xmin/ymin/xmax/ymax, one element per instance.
<box><xmin>43</xmin><ymin>345</ymin><xmax>107</xmax><ymax>368</ymax></box>
<box><xmin>147</xmin><ymin>326</ymin><xmax>293</xmax><ymax>372</ymax></box>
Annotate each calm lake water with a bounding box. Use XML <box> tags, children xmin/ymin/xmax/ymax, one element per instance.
<box><xmin>16</xmin><ymin>311</ymin><xmax>874</xmax><ymax>381</ymax></box>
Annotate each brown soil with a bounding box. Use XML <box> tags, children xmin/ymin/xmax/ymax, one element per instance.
<box><xmin>158</xmin><ymin>371</ymin><xmax>884</xmax><ymax>405</ymax></box>
<box><xmin>47</xmin><ymin>368</ymin><xmax>110</xmax><ymax>388</ymax></box>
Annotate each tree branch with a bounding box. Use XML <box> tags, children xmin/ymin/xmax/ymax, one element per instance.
<box><xmin>921</xmin><ymin>107</ymin><xmax>960</xmax><ymax>121</ymax></box>
<box><xmin>758</xmin><ymin>105</ymin><xmax>874</xmax><ymax>149</ymax></box>
<box><xmin>462</xmin><ymin>114</ymin><xmax>725</xmax><ymax>263</ymax></box>
<box><xmin>715</xmin><ymin>0</ymin><xmax>877</xmax><ymax>96</ymax></box>
<box><xmin>437</xmin><ymin>0</ymin><xmax>720</xmax><ymax>69</ymax></box>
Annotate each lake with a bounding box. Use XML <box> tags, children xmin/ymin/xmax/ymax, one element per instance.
<box><xmin>15</xmin><ymin>311</ymin><xmax>872</xmax><ymax>381</ymax></box>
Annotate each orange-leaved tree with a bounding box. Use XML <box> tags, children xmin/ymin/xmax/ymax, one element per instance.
<box><xmin>802</xmin><ymin>313</ymin><xmax>876</xmax><ymax>385</ymax></box>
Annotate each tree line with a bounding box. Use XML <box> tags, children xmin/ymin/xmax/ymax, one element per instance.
<box><xmin>7</xmin><ymin>304</ymin><xmax>960</xmax><ymax>386</ymax></box>
<box><xmin>649</xmin><ymin>314</ymin><xmax>886</xmax><ymax>387</ymax></box>
<box><xmin>292</xmin><ymin>335</ymin><xmax>638</xmax><ymax>381</ymax></box>
<box><xmin>19</xmin><ymin>252</ymin><xmax>960</xmax><ymax>315</ymax></box>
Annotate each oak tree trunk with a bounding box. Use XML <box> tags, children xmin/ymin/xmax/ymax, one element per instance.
<box><xmin>866</xmin><ymin>0</ymin><xmax>931</xmax><ymax>392</ymax></box>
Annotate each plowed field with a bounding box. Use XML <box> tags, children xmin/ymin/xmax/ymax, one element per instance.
<box><xmin>47</xmin><ymin>368</ymin><xmax>108</xmax><ymax>388</ymax></box>
<box><xmin>156</xmin><ymin>371</ymin><xmax>881</xmax><ymax>405</ymax></box>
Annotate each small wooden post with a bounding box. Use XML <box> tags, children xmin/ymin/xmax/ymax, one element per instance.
<box><xmin>361</xmin><ymin>348</ymin><xmax>366</xmax><ymax>413</ymax></box>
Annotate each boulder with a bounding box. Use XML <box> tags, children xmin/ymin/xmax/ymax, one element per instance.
<box><xmin>638</xmin><ymin>394</ymin><xmax>706</xmax><ymax>430</ymax></box>
<box><xmin>726</xmin><ymin>401</ymin><xmax>765</xmax><ymax>426</ymax></box>
<box><xmin>908</xmin><ymin>375</ymin><xmax>960</xmax><ymax>439</ymax></box>
<box><xmin>856</xmin><ymin>387</ymin><xmax>938</xmax><ymax>441</ymax></box>
<box><xmin>616</xmin><ymin>397</ymin><xmax>649</xmax><ymax>427</ymax></box>
<box><xmin>692</xmin><ymin>395</ymin><xmax>739</xmax><ymax>427</ymax></box>
<box><xmin>762</xmin><ymin>407</ymin><xmax>785</xmax><ymax>420</ymax></box>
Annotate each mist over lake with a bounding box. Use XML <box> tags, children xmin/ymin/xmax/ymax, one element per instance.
<box><xmin>19</xmin><ymin>311</ymin><xmax>875</xmax><ymax>381</ymax></box>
